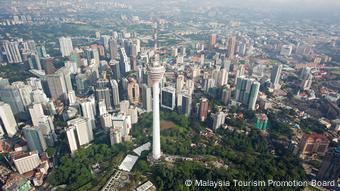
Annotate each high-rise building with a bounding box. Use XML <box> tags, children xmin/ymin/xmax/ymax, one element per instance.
<box><xmin>28</xmin><ymin>103</ymin><xmax>45</xmax><ymax>126</ymax></box>
<box><xmin>46</xmin><ymin>71</ymin><xmax>68</xmax><ymax>101</ymax></box>
<box><xmin>112</xmin><ymin>112</ymin><xmax>132</xmax><ymax>139</ymax></box>
<box><xmin>212</xmin><ymin>110</ymin><xmax>226</xmax><ymax>130</ymax></box>
<box><xmin>141</xmin><ymin>84</ymin><xmax>152</xmax><ymax>112</ymax></box>
<box><xmin>78</xmin><ymin>98</ymin><xmax>95</xmax><ymax>139</ymax></box>
<box><xmin>235</xmin><ymin>77</ymin><xmax>260</xmax><ymax>110</ymax></box>
<box><xmin>270</xmin><ymin>64</ymin><xmax>282</xmax><ymax>89</ymax></box>
<box><xmin>255</xmin><ymin>114</ymin><xmax>268</xmax><ymax>130</ymax></box>
<box><xmin>120</xmin><ymin>100</ymin><xmax>130</xmax><ymax>114</ymax></box>
<box><xmin>198</xmin><ymin>98</ymin><xmax>209</xmax><ymax>122</ymax></box>
<box><xmin>109</xmin><ymin>38</ymin><xmax>118</xmax><ymax>59</ymax></box>
<box><xmin>96</xmin><ymin>78</ymin><xmax>113</xmax><ymax>112</ymax></box>
<box><xmin>227</xmin><ymin>36</ymin><xmax>236</xmax><ymax>59</ymax></box>
<box><xmin>177</xmin><ymin>92</ymin><xmax>192</xmax><ymax>117</ymax></box>
<box><xmin>65</xmin><ymin>126</ymin><xmax>78</xmax><ymax>154</ymax></box>
<box><xmin>11</xmin><ymin>81</ymin><xmax>32</xmax><ymax>109</ymax></box>
<box><xmin>22</xmin><ymin>125</ymin><xmax>47</xmax><ymax>154</ymax></box>
<box><xmin>176</xmin><ymin>75</ymin><xmax>185</xmax><ymax>93</ymax></box>
<box><xmin>209</xmin><ymin>34</ymin><xmax>217</xmax><ymax>50</ymax></box>
<box><xmin>100</xmin><ymin>113</ymin><xmax>112</xmax><ymax>130</ymax></box>
<box><xmin>110</xmin><ymin>79</ymin><xmax>120</xmax><ymax>107</ymax></box>
<box><xmin>109</xmin><ymin>60</ymin><xmax>121</xmax><ymax>80</ymax></box>
<box><xmin>127</xmin><ymin>78</ymin><xmax>140</xmax><ymax>105</ymax></box>
<box><xmin>0</xmin><ymin>101</ymin><xmax>18</xmax><ymax>137</ymax></box>
<box><xmin>161</xmin><ymin>86</ymin><xmax>176</xmax><ymax>110</ymax></box>
<box><xmin>119</xmin><ymin>48</ymin><xmax>130</xmax><ymax>75</ymax></box>
<box><xmin>58</xmin><ymin>37</ymin><xmax>73</xmax><ymax>57</ymax></box>
<box><xmin>217</xmin><ymin>68</ymin><xmax>229</xmax><ymax>87</ymax></box>
<box><xmin>110</xmin><ymin>127</ymin><xmax>122</xmax><ymax>145</ymax></box>
<box><xmin>68</xmin><ymin>117</ymin><xmax>93</xmax><ymax>145</ymax></box>
<box><xmin>0</xmin><ymin>86</ymin><xmax>25</xmax><ymax>116</ymax></box>
<box><xmin>28</xmin><ymin>53</ymin><xmax>42</xmax><ymax>70</ymax></box>
<box><xmin>221</xmin><ymin>85</ymin><xmax>232</xmax><ymax>105</ymax></box>
<box><xmin>2</xmin><ymin>41</ymin><xmax>22</xmax><ymax>63</ymax></box>
<box><xmin>98</xmin><ymin>100</ymin><xmax>108</xmax><ymax>116</ymax></box>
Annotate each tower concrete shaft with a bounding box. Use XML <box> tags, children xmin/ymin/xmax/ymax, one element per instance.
<box><xmin>149</xmin><ymin>64</ymin><xmax>165</xmax><ymax>160</ymax></box>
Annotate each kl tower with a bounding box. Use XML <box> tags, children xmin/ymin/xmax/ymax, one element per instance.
<box><xmin>149</xmin><ymin>22</ymin><xmax>165</xmax><ymax>160</ymax></box>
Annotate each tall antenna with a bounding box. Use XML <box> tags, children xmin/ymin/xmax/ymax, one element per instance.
<box><xmin>153</xmin><ymin>21</ymin><xmax>160</xmax><ymax>66</ymax></box>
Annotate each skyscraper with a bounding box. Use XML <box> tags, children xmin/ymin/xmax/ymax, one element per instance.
<box><xmin>270</xmin><ymin>64</ymin><xmax>282</xmax><ymax>89</ymax></box>
<box><xmin>227</xmin><ymin>36</ymin><xmax>236</xmax><ymax>59</ymax></box>
<box><xmin>68</xmin><ymin>117</ymin><xmax>93</xmax><ymax>146</ymax></box>
<box><xmin>96</xmin><ymin>78</ymin><xmax>113</xmax><ymax>112</ymax></box>
<box><xmin>209</xmin><ymin>34</ymin><xmax>217</xmax><ymax>50</ymax></box>
<box><xmin>28</xmin><ymin>103</ymin><xmax>45</xmax><ymax>126</ymax></box>
<box><xmin>212</xmin><ymin>110</ymin><xmax>226</xmax><ymax>130</ymax></box>
<box><xmin>46</xmin><ymin>74</ymin><xmax>65</xmax><ymax>101</ymax></box>
<box><xmin>22</xmin><ymin>125</ymin><xmax>47</xmax><ymax>154</ymax></box>
<box><xmin>109</xmin><ymin>38</ymin><xmax>118</xmax><ymax>59</ymax></box>
<box><xmin>0</xmin><ymin>101</ymin><xmax>18</xmax><ymax>137</ymax></box>
<box><xmin>161</xmin><ymin>86</ymin><xmax>176</xmax><ymax>110</ymax></box>
<box><xmin>177</xmin><ymin>92</ymin><xmax>192</xmax><ymax>117</ymax></box>
<box><xmin>176</xmin><ymin>75</ymin><xmax>185</xmax><ymax>93</ymax></box>
<box><xmin>141</xmin><ymin>84</ymin><xmax>152</xmax><ymax>112</ymax></box>
<box><xmin>2</xmin><ymin>40</ymin><xmax>22</xmax><ymax>63</ymax></box>
<box><xmin>119</xmin><ymin>48</ymin><xmax>130</xmax><ymax>75</ymax></box>
<box><xmin>110</xmin><ymin>79</ymin><xmax>120</xmax><ymax>107</ymax></box>
<box><xmin>58</xmin><ymin>37</ymin><xmax>73</xmax><ymax>57</ymax></box>
<box><xmin>127</xmin><ymin>78</ymin><xmax>140</xmax><ymax>105</ymax></box>
<box><xmin>78</xmin><ymin>98</ymin><xmax>95</xmax><ymax>140</ymax></box>
<box><xmin>198</xmin><ymin>98</ymin><xmax>209</xmax><ymax>122</ymax></box>
<box><xmin>0</xmin><ymin>85</ymin><xmax>25</xmax><ymax>117</ymax></box>
<box><xmin>235</xmin><ymin>77</ymin><xmax>260</xmax><ymax>110</ymax></box>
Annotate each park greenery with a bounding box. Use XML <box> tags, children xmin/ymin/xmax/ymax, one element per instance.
<box><xmin>47</xmin><ymin>143</ymin><xmax>132</xmax><ymax>190</ymax></box>
<box><xmin>47</xmin><ymin>108</ymin><xmax>305</xmax><ymax>190</ymax></box>
<box><xmin>131</xmin><ymin>110</ymin><xmax>306</xmax><ymax>191</ymax></box>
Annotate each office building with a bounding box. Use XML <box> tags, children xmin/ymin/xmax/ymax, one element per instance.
<box><xmin>46</xmin><ymin>70</ymin><xmax>68</xmax><ymax>101</ymax></box>
<box><xmin>161</xmin><ymin>86</ymin><xmax>176</xmax><ymax>110</ymax></box>
<box><xmin>235</xmin><ymin>77</ymin><xmax>260</xmax><ymax>110</ymax></box>
<box><xmin>212</xmin><ymin>110</ymin><xmax>226</xmax><ymax>130</ymax></box>
<box><xmin>227</xmin><ymin>36</ymin><xmax>236</xmax><ymax>59</ymax></box>
<box><xmin>270</xmin><ymin>64</ymin><xmax>282</xmax><ymax>89</ymax></box>
<box><xmin>0</xmin><ymin>101</ymin><xmax>18</xmax><ymax>137</ymax></box>
<box><xmin>78</xmin><ymin>98</ymin><xmax>96</xmax><ymax>138</ymax></box>
<box><xmin>96</xmin><ymin>78</ymin><xmax>113</xmax><ymax>112</ymax></box>
<box><xmin>59</xmin><ymin>37</ymin><xmax>73</xmax><ymax>57</ymax></box>
<box><xmin>127</xmin><ymin>78</ymin><xmax>140</xmax><ymax>105</ymax></box>
<box><xmin>0</xmin><ymin>85</ymin><xmax>25</xmax><ymax>116</ymax></box>
<box><xmin>22</xmin><ymin>125</ymin><xmax>47</xmax><ymax>154</ymax></box>
<box><xmin>3</xmin><ymin>41</ymin><xmax>22</xmax><ymax>63</ymax></box>
<box><xmin>209</xmin><ymin>34</ymin><xmax>217</xmax><ymax>50</ymax></box>
<box><xmin>28</xmin><ymin>103</ymin><xmax>45</xmax><ymax>126</ymax></box>
<box><xmin>176</xmin><ymin>75</ymin><xmax>185</xmax><ymax>93</ymax></box>
<box><xmin>110</xmin><ymin>127</ymin><xmax>122</xmax><ymax>145</ymax></box>
<box><xmin>198</xmin><ymin>98</ymin><xmax>209</xmax><ymax>122</ymax></box>
<box><xmin>141</xmin><ymin>84</ymin><xmax>152</xmax><ymax>112</ymax></box>
<box><xmin>280</xmin><ymin>45</ymin><xmax>293</xmax><ymax>56</ymax></box>
<box><xmin>110</xmin><ymin>79</ymin><xmax>120</xmax><ymax>107</ymax></box>
<box><xmin>100</xmin><ymin>113</ymin><xmax>112</xmax><ymax>130</ymax></box>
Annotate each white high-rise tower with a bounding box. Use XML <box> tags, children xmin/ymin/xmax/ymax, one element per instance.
<box><xmin>149</xmin><ymin>23</ymin><xmax>165</xmax><ymax>160</ymax></box>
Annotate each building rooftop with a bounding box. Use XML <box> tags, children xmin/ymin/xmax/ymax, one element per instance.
<box><xmin>118</xmin><ymin>154</ymin><xmax>138</xmax><ymax>172</ymax></box>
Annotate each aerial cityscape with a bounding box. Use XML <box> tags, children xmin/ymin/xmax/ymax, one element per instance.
<box><xmin>0</xmin><ymin>0</ymin><xmax>339</xmax><ymax>190</ymax></box>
